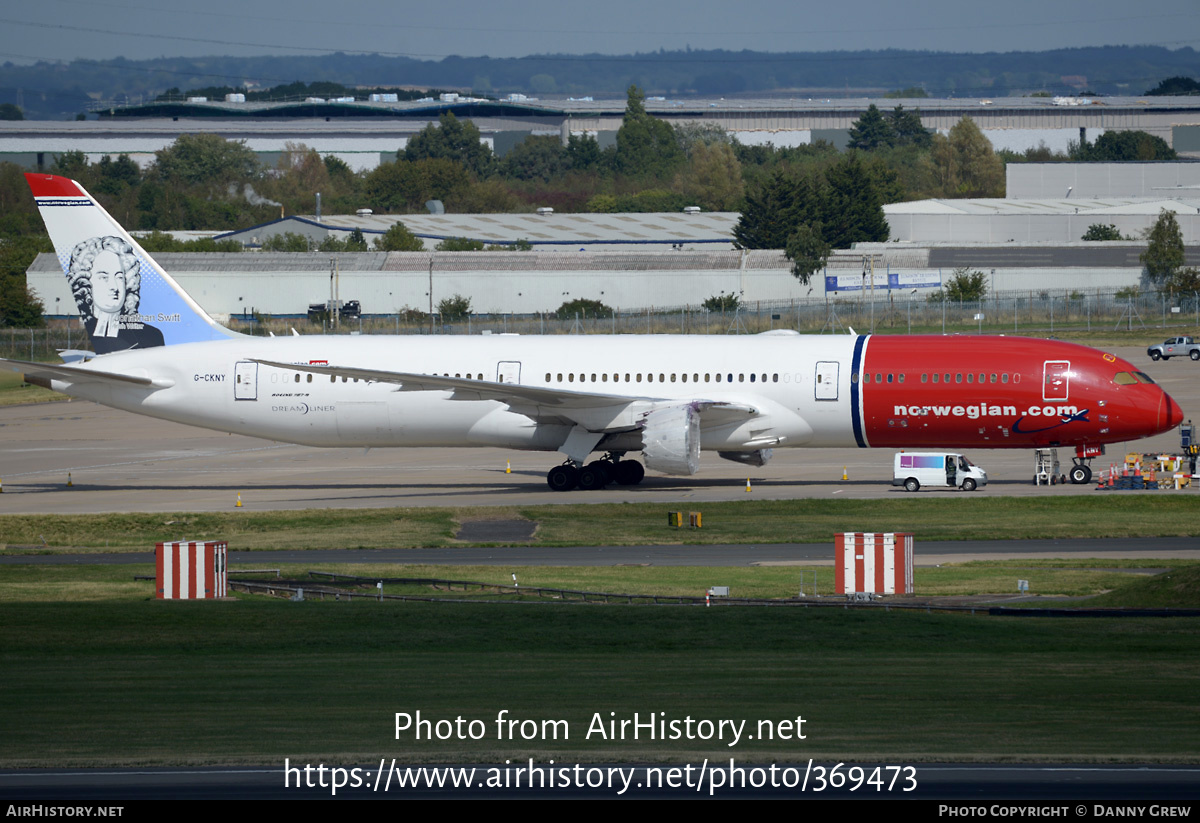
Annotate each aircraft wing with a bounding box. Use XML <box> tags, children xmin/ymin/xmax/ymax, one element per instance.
<box><xmin>252</xmin><ymin>359</ymin><xmax>759</xmax><ymax>429</ymax></box>
<box><xmin>0</xmin><ymin>357</ymin><xmax>159</xmax><ymax>387</ymax></box>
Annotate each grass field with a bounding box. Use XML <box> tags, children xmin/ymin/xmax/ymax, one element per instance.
<box><xmin>0</xmin><ymin>597</ymin><xmax>1196</xmax><ymax>767</ymax></box>
<box><xmin>3</xmin><ymin>496</ymin><xmax>1199</xmax><ymax>553</ymax></box>
<box><xmin>0</xmin><ymin>562</ymin><xmax>1197</xmax><ymax>767</ymax></box>
<box><xmin>0</xmin><ymin>370</ymin><xmax>67</xmax><ymax>406</ymax></box>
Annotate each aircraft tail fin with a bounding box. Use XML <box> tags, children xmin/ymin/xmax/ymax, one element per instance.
<box><xmin>25</xmin><ymin>173</ymin><xmax>238</xmax><ymax>355</ymax></box>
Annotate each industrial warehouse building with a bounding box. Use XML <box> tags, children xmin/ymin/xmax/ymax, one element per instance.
<box><xmin>4</xmin><ymin>95</ymin><xmax>1200</xmax><ymax>171</ymax></box>
<box><xmin>25</xmin><ymin>163</ymin><xmax>1200</xmax><ymax>319</ymax></box>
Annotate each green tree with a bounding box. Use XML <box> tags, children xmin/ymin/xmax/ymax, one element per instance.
<box><xmin>677</xmin><ymin>141</ymin><xmax>744</xmax><ymax>211</ymax></box>
<box><xmin>364</xmin><ymin>158</ymin><xmax>469</xmax><ymax>213</ymax></box>
<box><xmin>435</xmin><ymin>237</ymin><xmax>485</xmax><ymax>251</ymax></box>
<box><xmin>941</xmin><ymin>267</ymin><xmax>988</xmax><ymax>302</ymax></box>
<box><xmin>555</xmin><ymin>298</ymin><xmax>612</xmax><ymax>319</ymax></box>
<box><xmin>1082</xmin><ymin>224</ymin><xmax>1126</xmax><ymax>241</ymax></box>
<box><xmin>1141</xmin><ymin>209</ymin><xmax>1186</xmax><ymax>286</ymax></box>
<box><xmin>403</xmin><ymin>112</ymin><xmax>494</xmax><ymax>177</ymax></box>
<box><xmin>374</xmin><ymin>222</ymin><xmax>424</xmax><ymax>251</ymax></box>
<box><xmin>887</xmin><ymin>105</ymin><xmax>932</xmax><ymax>148</ymax></box>
<box><xmin>501</xmin><ymin>135</ymin><xmax>568</xmax><ymax>182</ymax></box>
<box><xmin>260</xmin><ymin>232</ymin><xmax>312</xmax><ymax>252</ymax></box>
<box><xmin>733</xmin><ymin>170</ymin><xmax>818</xmax><ymax>249</ymax></box>
<box><xmin>154</xmin><ymin>133</ymin><xmax>260</xmax><ymax>186</ymax></box>
<box><xmin>848</xmin><ymin>104</ymin><xmax>895</xmax><ymax>151</ymax></box>
<box><xmin>1145</xmin><ymin>77</ymin><xmax>1200</xmax><ymax>96</ymax></box>
<box><xmin>1160</xmin><ymin>267</ymin><xmax>1200</xmax><ymax>296</ymax></box>
<box><xmin>614</xmin><ymin>85</ymin><xmax>684</xmax><ymax>179</ymax></box>
<box><xmin>784</xmin><ymin>224</ymin><xmax>831</xmax><ymax>286</ymax></box>
<box><xmin>1073</xmin><ymin>130</ymin><xmax>1177</xmax><ymax>161</ymax></box>
<box><xmin>0</xmin><ymin>235</ymin><xmax>49</xmax><ymax>327</ymax></box>
<box><xmin>436</xmin><ymin>293</ymin><xmax>472</xmax><ymax>320</ymax></box>
<box><xmin>821</xmin><ymin>152</ymin><xmax>889</xmax><ymax>249</ymax></box>
<box><xmin>0</xmin><ymin>103</ymin><xmax>24</xmax><ymax>121</ymax></box>
<box><xmin>702</xmin><ymin>293</ymin><xmax>740</xmax><ymax>312</ymax></box>
<box><xmin>566</xmin><ymin>133</ymin><xmax>602</xmax><ymax>172</ymax></box>
<box><xmin>927</xmin><ymin>117</ymin><xmax>1004</xmax><ymax>197</ymax></box>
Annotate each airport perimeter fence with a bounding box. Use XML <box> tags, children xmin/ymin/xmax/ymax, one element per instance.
<box><xmin>5</xmin><ymin>288</ymin><xmax>1200</xmax><ymax>360</ymax></box>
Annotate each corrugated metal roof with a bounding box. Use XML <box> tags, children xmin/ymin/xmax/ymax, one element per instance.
<box><xmin>288</xmin><ymin>211</ymin><xmax>741</xmax><ymax>244</ymax></box>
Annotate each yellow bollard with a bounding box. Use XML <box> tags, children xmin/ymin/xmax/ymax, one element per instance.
<box><xmin>235</xmin><ymin>493</ymin><xmax>243</xmax><ymax>508</ymax></box>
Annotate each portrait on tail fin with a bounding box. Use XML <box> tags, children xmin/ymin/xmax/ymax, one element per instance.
<box><xmin>67</xmin><ymin>235</ymin><xmax>164</xmax><ymax>354</ymax></box>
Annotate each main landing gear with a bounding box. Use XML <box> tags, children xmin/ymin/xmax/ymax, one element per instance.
<box><xmin>546</xmin><ymin>453</ymin><xmax>645</xmax><ymax>492</ymax></box>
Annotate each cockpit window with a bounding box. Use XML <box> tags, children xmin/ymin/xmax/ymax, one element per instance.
<box><xmin>1134</xmin><ymin>372</ymin><xmax>1156</xmax><ymax>384</ymax></box>
<box><xmin>1113</xmin><ymin>372</ymin><xmax>1137</xmax><ymax>385</ymax></box>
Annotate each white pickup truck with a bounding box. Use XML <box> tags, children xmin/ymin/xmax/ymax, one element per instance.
<box><xmin>1147</xmin><ymin>337</ymin><xmax>1200</xmax><ymax>361</ymax></box>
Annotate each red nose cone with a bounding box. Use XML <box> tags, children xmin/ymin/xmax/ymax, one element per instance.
<box><xmin>1160</xmin><ymin>391</ymin><xmax>1184</xmax><ymax>434</ymax></box>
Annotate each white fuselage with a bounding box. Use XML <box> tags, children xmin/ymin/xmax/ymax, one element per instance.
<box><xmin>52</xmin><ymin>333</ymin><xmax>857</xmax><ymax>453</ymax></box>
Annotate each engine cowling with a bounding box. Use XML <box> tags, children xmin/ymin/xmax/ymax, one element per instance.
<box><xmin>640</xmin><ymin>405</ymin><xmax>701</xmax><ymax>476</ymax></box>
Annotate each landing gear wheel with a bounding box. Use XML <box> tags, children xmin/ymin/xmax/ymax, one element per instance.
<box><xmin>961</xmin><ymin>478</ymin><xmax>977</xmax><ymax>491</ymax></box>
<box><xmin>578</xmin><ymin>465</ymin><xmax>608</xmax><ymax>491</ymax></box>
<box><xmin>584</xmin><ymin>460</ymin><xmax>612</xmax><ymax>486</ymax></box>
<box><xmin>546</xmin><ymin>464</ymin><xmax>579</xmax><ymax>492</ymax></box>
<box><xmin>1069</xmin><ymin>464</ymin><xmax>1092</xmax><ymax>484</ymax></box>
<box><xmin>903</xmin><ymin>477</ymin><xmax>920</xmax><ymax>492</ymax></box>
<box><xmin>613</xmin><ymin>460</ymin><xmax>645</xmax><ymax>486</ymax></box>
<box><xmin>1150</xmin><ymin>350</ymin><xmax>1162</xmax><ymax>361</ymax></box>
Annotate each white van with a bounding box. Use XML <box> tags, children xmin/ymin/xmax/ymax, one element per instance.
<box><xmin>893</xmin><ymin>452</ymin><xmax>987</xmax><ymax>492</ymax></box>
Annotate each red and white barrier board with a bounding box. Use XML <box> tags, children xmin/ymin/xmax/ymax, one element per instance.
<box><xmin>834</xmin><ymin>533</ymin><xmax>913</xmax><ymax>595</ymax></box>
<box><xmin>155</xmin><ymin>541</ymin><xmax>228</xmax><ymax>599</ymax></box>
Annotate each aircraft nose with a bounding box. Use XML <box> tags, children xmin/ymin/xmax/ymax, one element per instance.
<box><xmin>1159</xmin><ymin>390</ymin><xmax>1184</xmax><ymax>434</ymax></box>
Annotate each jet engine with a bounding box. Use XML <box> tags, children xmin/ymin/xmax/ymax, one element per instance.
<box><xmin>640</xmin><ymin>405</ymin><xmax>701</xmax><ymax>475</ymax></box>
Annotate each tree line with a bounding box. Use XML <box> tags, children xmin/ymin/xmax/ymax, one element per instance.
<box><xmin>0</xmin><ymin>85</ymin><xmax>1188</xmax><ymax>327</ymax></box>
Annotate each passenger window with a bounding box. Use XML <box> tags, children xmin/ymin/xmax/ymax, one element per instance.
<box><xmin>1001</xmin><ymin>374</ymin><xmax>1008</xmax><ymax>384</ymax></box>
<box><xmin>750</xmin><ymin>374</ymin><xmax>756</xmax><ymax>383</ymax></box>
<box><xmin>932</xmin><ymin>374</ymin><xmax>939</xmax><ymax>383</ymax></box>
<box><xmin>863</xmin><ymin>373</ymin><xmax>870</xmax><ymax>383</ymax></box>
<box><xmin>602</xmin><ymin>374</ymin><xmax>608</xmax><ymax>382</ymax></box>
<box><xmin>772</xmin><ymin>374</ymin><xmax>778</xmax><ymax>383</ymax></box>
<box><xmin>967</xmin><ymin>373</ymin><xmax>973</xmax><ymax>384</ymax></box>
<box><xmin>887</xmin><ymin>374</ymin><xmax>893</xmax><ymax>384</ymax></box>
<box><xmin>671</xmin><ymin>374</ymin><xmax>677</xmax><ymax>383</ymax></box>
<box><xmin>738</xmin><ymin>374</ymin><xmax>745</xmax><ymax>383</ymax></box>
<box><xmin>876</xmin><ymin>373</ymin><xmax>882</xmax><ymax>383</ymax></box>
<box><xmin>955</xmin><ymin>374</ymin><xmax>962</xmax><ymax>383</ymax></box>
<box><xmin>636</xmin><ymin>374</ymin><xmax>642</xmax><ymax>383</ymax></box>
<box><xmin>307</xmin><ymin>374</ymin><xmax>312</xmax><ymax>383</ymax></box>
<box><xmin>898</xmin><ymin>373</ymin><xmax>905</xmax><ymax>384</ymax></box>
<box><xmin>990</xmin><ymin>374</ymin><xmax>997</xmax><ymax>383</ymax></box>
<box><xmin>569</xmin><ymin>374</ymin><xmax>574</xmax><ymax>382</ymax></box>
<box><xmin>659</xmin><ymin>373</ymin><xmax>665</xmax><ymax>382</ymax></box>
<box><xmin>716</xmin><ymin>374</ymin><xmax>722</xmax><ymax>383</ymax></box>
<box><xmin>851</xmin><ymin>373</ymin><xmax>859</xmax><ymax>383</ymax></box>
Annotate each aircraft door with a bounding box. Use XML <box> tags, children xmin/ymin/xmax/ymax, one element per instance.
<box><xmin>234</xmin><ymin>361</ymin><xmax>258</xmax><ymax>400</ymax></box>
<box><xmin>1043</xmin><ymin>361</ymin><xmax>1070</xmax><ymax>402</ymax></box>
<box><xmin>814</xmin><ymin>361</ymin><xmax>839</xmax><ymax>401</ymax></box>
<box><xmin>497</xmin><ymin>361</ymin><xmax>522</xmax><ymax>384</ymax></box>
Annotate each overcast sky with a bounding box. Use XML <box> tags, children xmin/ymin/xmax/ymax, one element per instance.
<box><xmin>1</xmin><ymin>0</ymin><xmax>1198</xmax><ymax>64</ymax></box>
